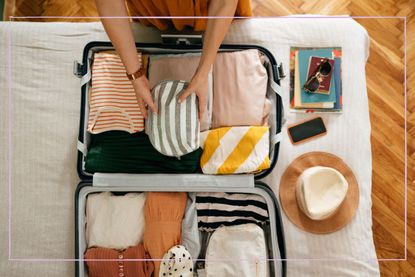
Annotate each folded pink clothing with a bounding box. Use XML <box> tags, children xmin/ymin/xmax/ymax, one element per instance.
<box><xmin>212</xmin><ymin>49</ymin><xmax>269</xmax><ymax>128</ymax></box>
<box><xmin>148</xmin><ymin>53</ymin><xmax>213</xmax><ymax>131</ymax></box>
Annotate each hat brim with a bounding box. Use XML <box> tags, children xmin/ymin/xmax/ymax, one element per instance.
<box><xmin>279</xmin><ymin>152</ymin><xmax>359</xmax><ymax>234</ymax></box>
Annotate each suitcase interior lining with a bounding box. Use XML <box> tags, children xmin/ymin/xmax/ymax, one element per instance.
<box><xmin>75</xmin><ymin>185</ymin><xmax>282</xmax><ymax>277</ymax></box>
<box><xmin>79</xmin><ymin>46</ymin><xmax>281</xmax><ymax>178</ymax></box>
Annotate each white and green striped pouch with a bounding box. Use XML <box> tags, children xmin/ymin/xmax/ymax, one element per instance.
<box><xmin>146</xmin><ymin>80</ymin><xmax>200</xmax><ymax>158</ymax></box>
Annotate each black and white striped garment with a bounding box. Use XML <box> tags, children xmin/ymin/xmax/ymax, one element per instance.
<box><xmin>146</xmin><ymin>80</ymin><xmax>200</xmax><ymax>158</ymax></box>
<box><xmin>196</xmin><ymin>192</ymin><xmax>269</xmax><ymax>232</ymax></box>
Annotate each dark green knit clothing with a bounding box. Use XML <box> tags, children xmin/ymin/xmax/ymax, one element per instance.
<box><xmin>85</xmin><ymin>131</ymin><xmax>202</xmax><ymax>173</ymax></box>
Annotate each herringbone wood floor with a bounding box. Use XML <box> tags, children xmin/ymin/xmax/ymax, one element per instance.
<box><xmin>3</xmin><ymin>0</ymin><xmax>415</xmax><ymax>276</ymax></box>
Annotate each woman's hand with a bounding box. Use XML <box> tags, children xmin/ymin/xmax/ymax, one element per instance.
<box><xmin>178</xmin><ymin>0</ymin><xmax>237</xmax><ymax>119</ymax></box>
<box><xmin>179</xmin><ymin>70</ymin><xmax>208</xmax><ymax>120</ymax></box>
<box><xmin>131</xmin><ymin>75</ymin><xmax>158</xmax><ymax>119</ymax></box>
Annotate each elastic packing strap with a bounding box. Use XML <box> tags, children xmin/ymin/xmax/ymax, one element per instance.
<box><xmin>272</xmin><ymin>132</ymin><xmax>283</xmax><ymax>146</ymax></box>
<box><xmin>270</xmin><ymin>79</ymin><xmax>282</xmax><ymax>98</ymax></box>
<box><xmin>77</xmin><ymin>140</ymin><xmax>88</xmax><ymax>156</ymax></box>
<box><xmin>80</xmin><ymin>59</ymin><xmax>91</xmax><ymax>86</ymax></box>
<box><xmin>270</xmin><ymin>78</ymin><xmax>286</xmax><ymax>127</ymax></box>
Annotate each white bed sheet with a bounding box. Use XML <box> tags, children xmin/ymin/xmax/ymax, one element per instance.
<box><xmin>0</xmin><ymin>18</ymin><xmax>379</xmax><ymax>276</ymax></box>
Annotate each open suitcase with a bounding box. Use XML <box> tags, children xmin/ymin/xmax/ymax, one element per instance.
<box><xmin>74</xmin><ymin>38</ymin><xmax>286</xmax><ymax>277</ymax></box>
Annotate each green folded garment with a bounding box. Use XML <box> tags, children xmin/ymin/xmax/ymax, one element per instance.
<box><xmin>85</xmin><ymin>131</ymin><xmax>202</xmax><ymax>173</ymax></box>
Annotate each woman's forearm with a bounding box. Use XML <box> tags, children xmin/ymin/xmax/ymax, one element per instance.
<box><xmin>95</xmin><ymin>0</ymin><xmax>140</xmax><ymax>74</ymax></box>
<box><xmin>96</xmin><ymin>0</ymin><xmax>157</xmax><ymax>116</ymax></box>
<box><xmin>197</xmin><ymin>0</ymin><xmax>238</xmax><ymax>76</ymax></box>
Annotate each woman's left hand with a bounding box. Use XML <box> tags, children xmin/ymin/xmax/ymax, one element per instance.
<box><xmin>178</xmin><ymin>71</ymin><xmax>208</xmax><ymax>120</ymax></box>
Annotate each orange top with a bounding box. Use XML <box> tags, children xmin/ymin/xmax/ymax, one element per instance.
<box><xmin>84</xmin><ymin>244</ymin><xmax>154</xmax><ymax>277</ymax></box>
<box><xmin>143</xmin><ymin>192</ymin><xmax>187</xmax><ymax>277</ymax></box>
<box><xmin>126</xmin><ymin>0</ymin><xmax>253</xmax><ymax>31</ymax></box>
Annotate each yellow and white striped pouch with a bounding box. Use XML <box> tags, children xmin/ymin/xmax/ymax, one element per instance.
<box><xmin>200</xmin><ymin>126</ymin><xmax>270</xmax><ymax>174</ymax></box>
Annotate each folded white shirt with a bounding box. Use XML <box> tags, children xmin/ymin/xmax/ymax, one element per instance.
<box><xmin>86</xmin><ymin>192</ymin><xmax>146</xmax><ymax>249</ymax></box>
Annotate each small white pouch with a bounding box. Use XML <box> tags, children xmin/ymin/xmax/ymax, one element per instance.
<box><xmin>205</xmin><ymin>224</ymin><xmax>269</xmax><ymax>277</ymax></box>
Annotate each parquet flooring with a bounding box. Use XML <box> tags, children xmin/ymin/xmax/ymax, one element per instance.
<box><xmin>3</xmin><ymin>0</ymin><xmax>415</xmax><ymax>276</ymax></box>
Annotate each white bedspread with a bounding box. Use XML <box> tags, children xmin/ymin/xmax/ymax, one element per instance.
<box><xmin>0</xmin><ymin>18</ymin><xmax>379</xmax><ymax>276</ymax></box>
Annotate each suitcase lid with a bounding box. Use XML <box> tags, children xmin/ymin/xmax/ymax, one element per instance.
<box><xmin>75</xmin><ymin>40</ymin><xmax>284</xmax><ymax>181</ymax></box>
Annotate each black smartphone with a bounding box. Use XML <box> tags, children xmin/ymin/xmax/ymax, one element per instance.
<box><xmin>287</xmin><ymin>117</ymin><xmax>327</xmax><ymax>144</ymax></box>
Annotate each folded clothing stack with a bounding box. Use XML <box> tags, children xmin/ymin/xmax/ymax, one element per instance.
<box><xmin>195</xmin><ymin>192</ymin><xmax>270</xmax><ymax>276</ymax></box>
<box><xmin>148</xmin><ymin>49</ymin><xmax>271</xmax><ymax>132</ymax></box>
<box><xmin>88</xmin><ymin>51</ymin><xmax>148</xmax><ymax>134</ymax></box>
<box><xmin>212</xmin><ymin>49</ymin><xmax>270</xmax><ymax>128</ymax></box>
<box><xmin>83</xmin><ymin>191</ymin><xmax>270</xmax><ymax>277</ymax></box>
<box><xmin>84</xmin><ymin>131</ymin><xmax>202</xmax><ymax>174</ymax></box>
<box><xmin>196</xmin><ymin>192</ymin><xmax>269</xmax><ymax>231</ymax></box>
<box><xmin>85</xmin><ymin>49</ymin><xmax>272</xmax><ymax>175</ymax></box>
<box><xmin>84</xmin><ymin>192</ymin><xmax>153</xmax><ymax>277</ymax></box>
<box><xmin>84</xmin><ymin>192</ymin><xmax>198</xmax><ymax>277</ymax></box>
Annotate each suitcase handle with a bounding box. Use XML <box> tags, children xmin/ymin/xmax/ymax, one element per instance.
<box><xmin>161</xmin><ymin>33</ymin><xmax>203</xmax><ymax>46</ymax></box>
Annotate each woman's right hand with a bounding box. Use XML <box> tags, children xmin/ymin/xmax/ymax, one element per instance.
<box><xmin>131</xmin><ymin>75</ymin><xmax>158</xmax><ymax>118</ymax></box>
